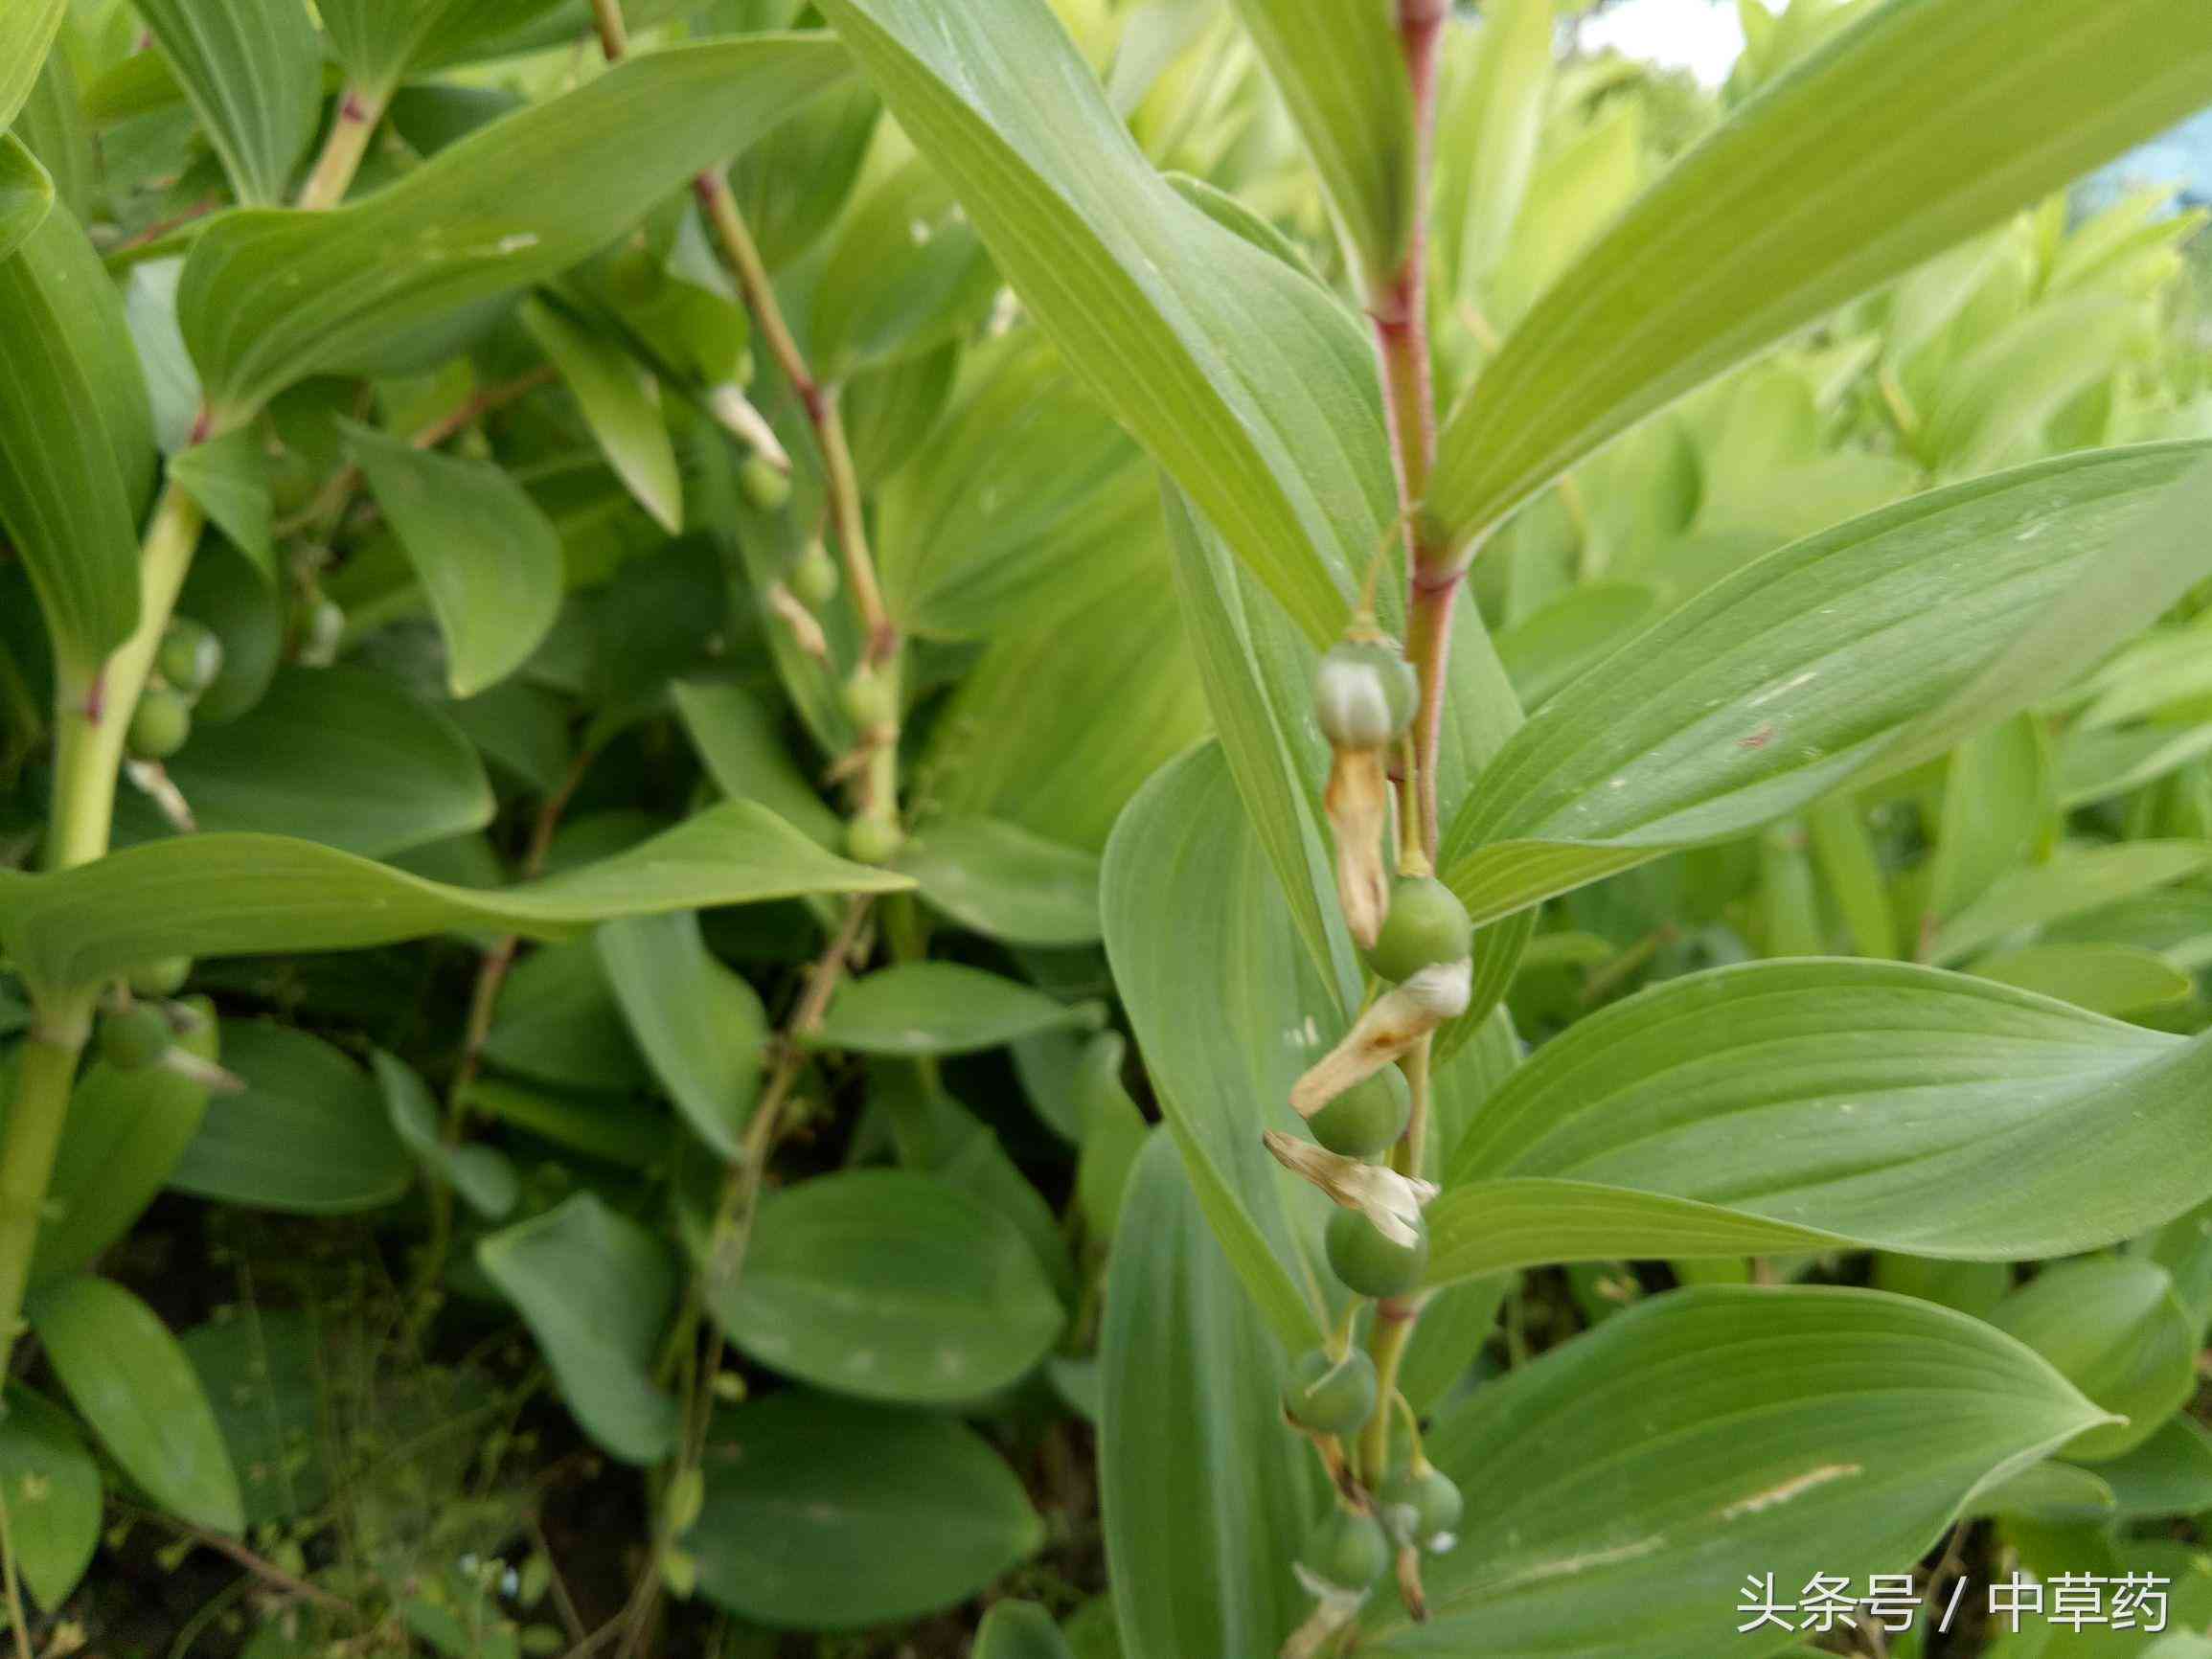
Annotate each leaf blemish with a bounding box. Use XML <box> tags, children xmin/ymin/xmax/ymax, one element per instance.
<box><xmin>1719</xmin><ymin>1462</ymin><xmax>1862</xmax><ymax>1520</ymax></box>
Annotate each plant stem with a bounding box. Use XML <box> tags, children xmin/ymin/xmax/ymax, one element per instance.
<box><xmin>0</xmin><ymin>1004</ymin><xmax>89</xmax><ymax>1372</ymax></box>
<box><xmin>1357</xmin><ymin>1295</ymin><xmax>1421</xmax><ymax>1482</ymax></box>
<box><xmin>297</xmin><ymin>83</ymin><xmax>387</xmax><ymax>212</ymax></box>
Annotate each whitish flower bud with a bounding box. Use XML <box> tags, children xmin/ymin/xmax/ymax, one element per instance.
<box><xmin>1261</xmin><ymin>1130</ymin><xmax>1436</xmax><ymax>1248</ymax></box>
<box><xmin>1324</xmin><ymin>747</ymin><xmax>1391</xmax><ymax>950</ymax></box>
<box><xmin>1313</xmin><ymin>638</ymin><xmax>1417</xmax><ymax>751</ymax></box>
<box><xmin>1288</xmin><ymin>960</ymin><xmax>1472</xmax><ymax>1119</ymax></box>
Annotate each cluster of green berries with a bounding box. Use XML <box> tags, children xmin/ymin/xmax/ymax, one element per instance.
<box><xmin>1282</xmin><ymin>1344</ymin><xmax>1464</xmax><ymax>1589</ymax></box>
<box><xmin>125</xmin><ymin>619</ymin><xmax>225</xmax><ymax>762</ymax></box>
<box><xmin>735</xmin><ymin>451</ymin><xmax>841</xmax><ymax>608</ymax></box>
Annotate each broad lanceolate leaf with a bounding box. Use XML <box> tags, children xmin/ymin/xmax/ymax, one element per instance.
<box><xmin>1363</xmin><ymin>1287</ymin><xmax>2106</xmax><ymax>1656</ymax></box>
<box><xmin>1439</xmin><ymin>445</ymin><xmax>2212</xmax><ymax>941</ymax></box>
<box><xmin>1931</xmin><ymin>841</ymin><xmax>2212</xmax><ymax>966</ymax></box>
<box><xmin>708</xmin><ymin>1170</ymin><xmax>1064</xmax><ymax>1405</ymax></box>
<box><xmin>0</xmin><ymin>800</ymin><xmax>910</xmax><ymax>997</ymax></box>
<box><xmin>320</xmin><ymin>0</ymin><xmax>571</xmax><ymax>97</ymax></box>
<box><xmin>374</xmin><ymin>1050</ymin><xmax>519</xmax><ymax>1218</ymax></box>
<box><xmin>692</xmin><ymin>1391</ymin><xmax>1043</xmax><ymax>1629</ymax></box>
<box><xmin>0</xmin><ymin>1387</ymin><xmax>100</xmax><ymax>1613</ymax></box>
<box><xmin>596</xmin><ymin>911</ymin><xmax>766</xmax><ymax>1158</ymax></box>
<box><xmin>1101</xmin><ymin>1137</ymin><xmax>1319</xmax><ymax>1659</ymax></box>
<box><xmin>975</xmin><ymin>1602</ymin><xmax>1075</xmax><ymax>1659</ymax></box>
<box><xmin>806</xmin><ymin>963</ymin><xmax>1090</xmax><ymax>1057</ymax></box>
<box><xmin>0</xmin><ymin>206</ymin><xmax>151</xmax><ymax>670</ymax></box>
<box><xmin>477</xmin><ymin>1193</ymin><xmax>679</xmax><ymax>1465</ymax></box>
<box><xmin>168</xmin><ymin>426</ymin><xmax>274</xmax><ymax>578</ymax></box>
<box><xmin>178</xmin><ymin>37</ymin><xmax>852</xmax><ymax>419</ymax></box>
<box><xmin>1103</xmin><ymin>743</ymin><xmax>1342</xmax><ymax>1350</ymax></box>
<box><xmin>1222</xmin><ymin>0</ymin><xmax>1409</xmax><ymax>282</ymax></box>
<box><xmin>30</xmin><ymin>1277</ymin><xmax>244</xmax><ymax>1534</ymax></box>
<box><xmin>521</xmin><ymin>297</ymin><xmax>682</xmax><ymax>535</ymax></box>
<box><xmin>815</xmin><ymin>0</ymin><xmax>1393</xmax><ymax>646</ymax></box>
<box><xmin>136</xmin><ymin>0</ymin><xmax>321</xmax><ymax>206</ymax></box>
<box><xmin>169</xmin><ymin>1022</ymin><xmax>412</xmax><ymax>1215</ymax></box>
<box><xmin>1427</xmin><ymin>0</ymin><xmax>2212</xmax><ymax>552</ymax></box>
<box><xmin>0</xmin><ymin>0</ymin><xmax>64</xmax><ymax>134</ymax></box>
<box><xmin>343</xmin><ymin>421</ymin><xmax>563</xmax><ymax>696</ymax></box>
<box><xmin>1425</xmin><ymin>960</ymin><xmax>2212</xmax><ymax>1285</ymax></box>
<box><xmin>1988</xmin><ymin>1259</ymin><xmax>2194</xmax><ymax>1465</ymax></box>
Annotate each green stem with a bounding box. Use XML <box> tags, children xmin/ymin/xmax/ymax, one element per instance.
<box><xmin>296</xmin><ymin>82</ymin><xmax>388</xmax><ymax>213</ymax></box>
<box><xmin>0</xmin><ymin>1004</ymin><xmax>91</xmax><ymax>1373</ymax></box>
<box><xmin>1357</xmin><ymin>1296</ymin><xmax>1419</xmax><ymax>1484</ymax></box>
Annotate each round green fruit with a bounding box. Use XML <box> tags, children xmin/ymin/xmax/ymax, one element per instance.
<box><xmin>1306</xmin><ymin>1066</ymin><xmax>1410</xmax><ymax>1159</ymax></box>
<box><xmin>158</xmin><ymin>619</ymin><xmax>223</xmax><ymax>697</ymax></box>
<box><xmin>127</xmin><ymin>687</ymin><xmax>193</xmax><ymax>761</ymax></box>
<box><xmin>1312</xmin><ymin>638</ymin><xmax>1417</xmax><ymax>750</ymax></box>
<box><xmin>842</xmin><ymin>670</ymin><xmax>897</xmax><ymax>731</ymax></box>
<box><xmin>101</xmin><ymin>1005</ymin><xmax>172</xmax><ymax>1071</ymax></box>
<box><xmin>1283</xmin><ymin>1347</ymin><xmax>1378</xmax><ymax>1436</ymax></box>
<box><xmin>1378</xmin><ymin>1464</ymin><xmax>1464</xmax><ymax>1553</ymax></box>
<box><xmin>740</xmin><ymin>453</ymin><xmax>792</xmax><ymax>512</ymax></box>
<box><xmin>1366</xmin><ymin>876</ymin><xmax>1472</xmax><ymax>983</ymax></box>
<box><xmin>1299</xmin><ymin>1510</ymin><xmax>1390</xmax><ymax>1593</ymax></box>
<box><xmin>845</xmin><ymin>816</ymin><xmax>903</xmax><ymax>866</ymax></box>
<box><xmin>127</xmin><ymin>957</ymin><xmax>194</xmax><ymax>998</ymax></box>
<box><xmin>1326</xmin><ymin>1206</ymin><xmax>1427</xmax><ymax>1299</ymax></box>
<box><xmin>792</xmin><ymin>543</ymin><xmax>839</xmax><ymax>608</ymax></box>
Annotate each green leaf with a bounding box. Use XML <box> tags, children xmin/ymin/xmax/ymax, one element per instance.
<box><xmin>1427</xmin><ymin>0</ymin><xmax>2212</xmax><ymax>550</ymax></box>
<box><xmin>1366</xmin><ymin>1286</ymin><xmax>2106</xmax><ymax>1656</ymax></box>
<box><xmin>484</xmin><ymin>940</ymin><xmax>651</xmax><ymax>1093</ymax></box>
<box><xmin>1440</xmin><ymin>446</ymin><xmax>2212</xmax><ymax>935</ymax></box>
<box><xmin>809</xmin><ymin>145</ymin><xmax>997</xmax><ymax>374</ymax></box>
<box><xmin>181</xmin><ymin>1310</ymin><xmax>326</xmax><ymax>1524</ymax></box>
<box><xmin>1425</xmin><ymin>959</ymin><xmax>2212</xmax><ymax>1285</ymax></box>
<box><xmin>477</xmin><ymin>1193</ymin><xmax>679</xmax><ymax>1465</ymax></box>
<box><xmin>2082</xmin><ymin>1414</ymin><xmax>2212</xmax><ymax>1520</ymax></box>
<box><xmin>0</xmin><ymin>1387</ymin><xmax>100</xmax><ymax>1613</ymax></box>
<box><xmin>1988</xmin><ymin>1259</ymin><xmax>2194</xmax><ymax>1464</ymax></box>
<box><xmin>1435</xmin><ymin>0</ymin><xmax>1554</xmax><ymax>296</ymax></box>
<box><xmin>0</xmin><ymin>135</ymin><xmax>53</xmax><ymax>265</ymax></box>
<box><xmin>596</xmin><ymin>911</ymin><xmax>767</xmax><ymax>1158</ymax></box>
<box><xmin>373</xmin><ymin>1049</ymin><xmax>518</xmax><ymax>1218</ymax></box>
<box><xmin>521</xmin><ymin>297</ymin><xmax>682</xmax><ymax>535</ymax></box>
<box><xmin>1923</xmin><ymin>714</ymin><xmax>2050</xmax><ymax>926</ymax></box>
<box><xmin>876</xmin><ymin>330</ymin><xmax>1158</xmax><ymax>641</ymax></box>
<box><xmin>0</xmin><ymin>799</ymin><xmax>910</xmax><ymax>998</ymax></box>
<box><xmin>707</xmin><ymin>1170</ymin><xmax>1064</xmax><ymax>1404</ymax></box>
<box><xmin>692</xmin><ymin>1391</ymin><xmax>1042</xmax><ymax>1628</ymax></box>
<box><xmin>178</xmin><ymin>37</ymin><xmax>853</xmax><ymax>419</ymax></box>
<box><xmin>894</xmin><ymin>816</ymin><xmax>1102</xmax><ymax>946</ymax></box>
<box><xmin>168</xmin><ymin>426</ymin><xmax>275</xmax><ymax>580</ymax></box>
<box><xmin>0</xmin><ymin>0</ymin><xmax>64</xmax><ymax>134</ymax></box>
<box><xmin>30</xmin><ymin>1277</ymin><xmax>244</xmax><ymax>1534</ymax></box>
<box><xmin>169</xmin><ymin>1021</ymin><xmax>413</xmax><ymax>1215</ymax></box>
<box><xmin>34</xmin><ymin>998</ymin><xmax>218</xmax><ymax>1279</ymax></box>
<box><xmin>1932</xmin><ymin>842</ymin><xmax>2212</xmax><ymax>965</ymax></box>
<box><xmin>158</xmin><ymin>665</ymin><xmax>494</xmax><ymax>856</ymax></box>
<box><xmin>1101</xmin><ymin>1137</ymin><xmax>1318</xmax><ymax>1659</ymax></box>
<box><xmin>1102</xmin><ymin>743</ymin><xmax>1338</xmax><ymax>1352</ymax></box>
<box><xmin>671</xmin><ymin>679</ymin><xmax>842</xmax><ymax>849</ymax></box>
<box><xmin>1970</xmin><ymin>943</ymin><xmax>2194</xmax><ymax>1019</ymax></box>
<box><xmin>807</xmin><ymin>962</ymin><xmax>1090</xmax><ymax>1057</ymax></box>
<box><xmin>0</xmin><ymin>206</ymin><xmax>152</xmax><ymax>670</ymax></box>
<box><xmin>815</xmin><ymin>0</ymin><xmax>1392</xmax><ymax>646</ymax></box>
<box><xmin>1222</xmin><ymin>0</ymin><xmax>1408</xmax><ymax>281</ymax></box>
<box><xmin>342</xmin><ymin>421</ymin><xmax>564</xmax><ymax>696</ymax></box>
<box><xmin>976</xmin><ymin>1602</ymin><xmax>1075</xmax><ymax>1659</ymax></box>
<box><xmin>136</xmin><ymin>0</ymin><xmax>321</xmax><ymax>206</ymax></box>
<box><xmin>321</xmin><ymin>0</ymin><xmax>571</xmax><ymax>97</ymax></box>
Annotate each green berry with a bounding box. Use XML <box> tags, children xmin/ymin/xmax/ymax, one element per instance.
<box><xmin>1378</xmin><ymin>1465</ymin><xmax>1463</xmax><ymax>1553</ymax></box>
<box><xmin>1326</xmin><ymin>1206</ymin><xmax>1427</xmax><ymax>1299</ymax></box>
<box><xmin>127</xmin><ymin>957</ymin><xmax>194</xmax><ymax>998</ymax></box>
<box><xmin>304</xmin><ymin>598</ymin><xmax>347</xmax><ymax>665</ymax></box>
<box><xmin>1306</xmin><ymin>1066</ymin><xmax>1409</xmax><ymax>1159</ymax></box>
<box><xmin>1313</xmin><ymin>638</ymin><xmax>1417</xmax><ymax>750</ymax></box>
<box><xmin>127</xmin><ymin>687</ymin><xmax>194</xmax><ymax>761</ymax></box>
<box><xmin>846</xmin><ymin>817</ymin><xmax>902</xmax><ymax>866</ymax></box>
<box><xmin>1365</xmin><ymin>876</ymin><xmax>1472</xmax><ymax>983</ymax></box>
<box><xmin>1284</xmin><ymin>1348</ymin><xmax>1378</xmax><ymax>1436</ymax></box>
<box><xmin>101</xmin><ymin>1005</ymin><xmax>172</xmax><ymax>1071</ymax></box>
<box><xmin>792</xmin><ymin>543</ymin><xmax>839</xmax><ymax>608</ymax></box>
<box><xmin>842</xmin><ymin>670</ymin><xmax>897</xmax><ymax>731</ymax></box>
<box><xmin>158</xmin><ymin>619</ymin><xmax>223</xmax><ymax>697</ymax></box>
<box><xmin>740</xmin><ymin>453</ymin><xmax>792</xmax><ymax>512</ymax></box>
<box><xmin>1299</xmin><ymin>1510</ymin><xmax>1390</xmax><ymax>1593</ymax></box>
